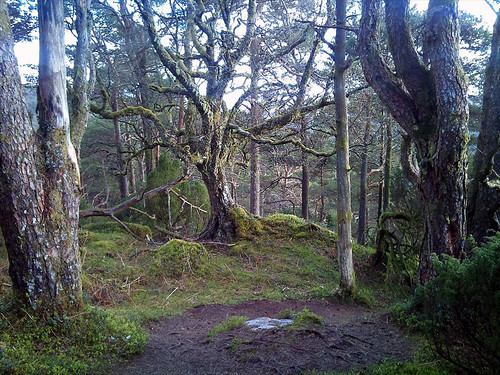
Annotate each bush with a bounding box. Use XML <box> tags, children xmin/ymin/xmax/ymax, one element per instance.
<box><xmin>408</xmin><ymin>233</ymin><xmax>500</xmax><ymax>374</ymax></box>
<box><xmin>145</xmin><ymin>154</ymin><xmax>209</xmax><ymax>236</ymax></box>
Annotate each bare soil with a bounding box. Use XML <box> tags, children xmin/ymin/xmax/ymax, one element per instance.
<box><xmin>110</xmin><ymin>299</ymin><xmax>415</xmax><ymax>375</ymax></box>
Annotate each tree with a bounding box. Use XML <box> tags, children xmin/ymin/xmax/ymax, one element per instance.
<box><xmin>334</xmin><ymin>0</ymin><xmax>355</xmax><ymax>292</ymax></box>
<box><xmin>0</xmin><ymin>0</ymin><xmax>83</xmax><ymax>313</ymax></box>
<box><xmin>468</xmin><ymin>10</ymin><xmax>500</xmax><ymax>244</ymax></box>
<box><xmin>359</xmin><ymin>0</ymin><xmax>469</xmax><ymax>282</ymax></box>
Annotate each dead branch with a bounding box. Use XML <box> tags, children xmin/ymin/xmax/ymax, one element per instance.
<box><xmin>169</xmin><ymin>189</ymin><xmax>208</xmax><ymax>213</ymax></box>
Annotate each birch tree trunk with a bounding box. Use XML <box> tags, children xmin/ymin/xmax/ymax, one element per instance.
<box><xmin>0</xmin><ymin>0</ymin><xmax>82</xmax><ymax>313</ymax></box>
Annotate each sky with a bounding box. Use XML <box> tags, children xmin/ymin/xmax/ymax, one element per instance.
<box><xmin>13</xmin><ymin>0</ymin><xmax>499</xmax><ymax>81</ymax></box>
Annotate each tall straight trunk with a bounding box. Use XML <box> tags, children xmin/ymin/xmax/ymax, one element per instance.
<box><xmin>319</xmin><ymin>162</ymin><xmax>326</xmax><ymax>222</ymax></box>
<box><xmin>301</xmin><ymin>120</ymin><xmax>310</xmax><ymax>220</ymax></box>
<box><xmin>0</xmin><ymin>0</ymin><xmax>82</xmax><ymax>313</ymax></box>
<box><xmin>335</xmin><ymin>0</ymin><xmax>355</xmax><ymax>293</ymax></box>
<box><xmin>382</xmin><ymin>119</ymin><xmax>392</xmax><ymax>212</ymax></box>
<box><xmin>467</xmin><ymin>13</ymin><xmax>500</xmax><ymax>243</ymax></box>
<box><xmin>249</xmin><ymin>37</ymin><xmax>261</xmax><ymax>215</ymax></box>
<box><xmin>357</xmin><ymin>98</ymin><xmax>372</xmax><ymax>245</ymax></box>
<box><xmin>250</xmin><ymin>140</ymin><xmax>261</xmax><ymax>215</ymax></box>
<box><xmin>301</xmin><ymin>159</ymin><xmax>310</xmax><ymax>220</ymax></box>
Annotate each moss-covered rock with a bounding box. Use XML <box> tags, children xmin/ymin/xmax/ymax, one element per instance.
<box><xmin>152</xmin><ymin>239</ymin><xmax>207</xmax><ymax>277</ymax></box>
<box><xmin>230</xmin><ymin>208</ymin><xmax>336</xmax><ymax>242</ymax></box>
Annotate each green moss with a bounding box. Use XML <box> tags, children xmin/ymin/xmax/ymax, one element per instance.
<box><xmin>152</xmin><ymin>239</ymin><xmax>207</xmax><ymax>277</ymax></box>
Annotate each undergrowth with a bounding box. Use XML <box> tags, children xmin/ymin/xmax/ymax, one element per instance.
<box><xmin>0</xmin><ymin>299</ymin><xmax>145</xmax><ymax>375</ymax></box>
<box><xmin>0</xmin><ymin>211</ymin><xmax>417</xmax><ymax>374</ymax></box>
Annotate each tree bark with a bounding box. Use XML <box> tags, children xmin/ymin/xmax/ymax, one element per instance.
<box><xmin>382</xmin><ymin>118</ymin><xmax>392</xmax><ymax>212</ymax></box>
<box><xmin>335</xmin><ymin>0</ymin><xmax>355</xmax><ymax>293</ymax></box>
<box><xmin>197</xmin><ymin>162</ymin><xmax>236</xmax><ymax>242</ymax></box>
<box><xmin>360</xmin><ymin>0</ymin><xmax>469</xmax><ymax>283</ymax></box>
<box><xmin>467</xmin><ymin>12</ymin><xmax>500</xmax><ymax>244</ymax></box>
<box><xmin>301</xmin><ymin>120</ymin><xmax>310</xmax><ymax>220</ymax></box>
<box><xmin>357</xmin><ymin>96</ymin><xmax>372</xmax><ymax>245</ymax></box>
<box><xmin>0</xmin><ymin>0</ymin><xmax>82</xmax><ymax>313</ymax></box>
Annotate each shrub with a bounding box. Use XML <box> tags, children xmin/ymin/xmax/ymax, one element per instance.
<box><xmin>408</xmin><ymin>233</ymin><xmax>500</xmax><ymax>374</ymax></box>
<box><xmin>145</xmin><ymin>154</ymin><xmax>209</xmax><ymax>236</ymax></box>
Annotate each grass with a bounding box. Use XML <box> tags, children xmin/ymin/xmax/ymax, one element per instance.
<box><xmin>206</xmin><ymin>316</ymin><xmax>248</xmax><ymax>339</ymax></box>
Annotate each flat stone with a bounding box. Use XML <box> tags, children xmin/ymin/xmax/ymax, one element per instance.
<box><xmin>245</xmin><ymin>317</ymin><xmax>293</xmax><ymax>330</ymax></box>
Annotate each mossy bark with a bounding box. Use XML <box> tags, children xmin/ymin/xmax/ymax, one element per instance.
<box><xmin>0</xmin><ymin>0</ymin><xmax>83</xmax><ymax>314</ymax></box>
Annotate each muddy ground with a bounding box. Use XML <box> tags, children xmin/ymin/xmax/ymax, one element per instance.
<box><xmin>109</xmin><ymin>299</ymin><xmax>415</xmax><ymax>375</ymax></box>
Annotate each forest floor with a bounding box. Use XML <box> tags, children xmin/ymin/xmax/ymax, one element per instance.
<box><xmin>109</xmin><ymin>299</ymin><xmax>415</xmax><ymax>375</ymax></box>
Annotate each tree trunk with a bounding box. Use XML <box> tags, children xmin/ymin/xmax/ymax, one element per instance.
<box><xmin>197</xmin><ymin>163</ymin><xmax>236</xmax><ymax>242</ymax></box>
<box><xmin>467</xmin><ymin>13</ymin><xmax>500</xmax><ymax>244</ymax></box>
<box><xmin>249</xmin><ymin>37</ymin><xmax>261</xmax><ymax>216</ymax></box>
<box><xmin>250</xmin><ymin>140</ymin><xmax>261</xmax><ymax>215</ymax></box>
<box><xmin>301</xmin><ymin>120</ymin><xmax>310</xmax><ymax>220</ymax></box>
<box><xmin>382</xmin><ymin>118</ymin><xmax>392</xmax><ymax>212</ymax></box>
<box><xmin>0</xmin><ymin>0</ymin><xmax>82</xmax><ymax>313</ymax></box>
<box><xmin>301</xmin><ymin>160</ymin><xmax>310</xmax><ymax>220</ymax></box>
<box><xmin>360</xmin><ymin>0</ymin><xmax>469</xmax><ymax>283</ymax></box>
<box><xmin>111</xmin><ymin>92</ymin><xmax>130</xmax><ymax>198</ymax></box>
<box><xmin>357</xmin><ymin>97</ymin><xmax>372</xmax><ymax>245</ymax></box>
<box><xmin>335</xmin><ymin>0</ymin><xmax>355</xmax><ymax>293</ymax></box>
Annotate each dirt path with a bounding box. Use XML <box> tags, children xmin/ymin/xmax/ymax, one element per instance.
<box><xmin>109</xmin><ymin>299</ymin><xmax>415</xmax><ymax>375</ymax></box>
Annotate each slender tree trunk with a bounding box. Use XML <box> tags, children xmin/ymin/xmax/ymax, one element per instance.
<box><xmin>335</xmin><ymin>0</ymin><xmax>355</xmax><ymax>293</ymax></box>
<box><xmin>319</xmin><ymin>162</ymin><xmax>326</xmax><ymax>222</ymax></box>
<box><xmin>467</xmin><ymin>13</ymin><xmax>500</xmax><ymax>243</ymax></box>
<box><xmin>301</xmin><ymin>120</ymin><xmax>310</xmax><ymax>220</ymax></box>
<box><xmin>250</xmin><ymin>140</ymin><xmax>261</xmax><ymax>215</ymax></box>
<box><xmin>357</xmin><ymin>97</ymin><xmax>372</xmax><ymax>245</ymax></box>
<box><xmin>0</xmin><ymin>0</ymin><xmax>82</xmax><ymax>313</ymax></box>
<box><xmin>249</xmin><ymin>38</ymin><xmax>261</xmax><ymax>216</ymax></box>
<box><xmin>382</xmin><ymin>118</ymin><xmax>392</xmax><ymax>212</ymax></box>
<box><xmin>111</xmin><ymin>92</ymin><xmax>130</xmax><ymax>198</ymax></box>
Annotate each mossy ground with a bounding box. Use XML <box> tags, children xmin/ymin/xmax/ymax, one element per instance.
<box><xmin>0</xmin><ymin>212</ymin><xmax>418</xmax><ymax>374</ymax></box>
